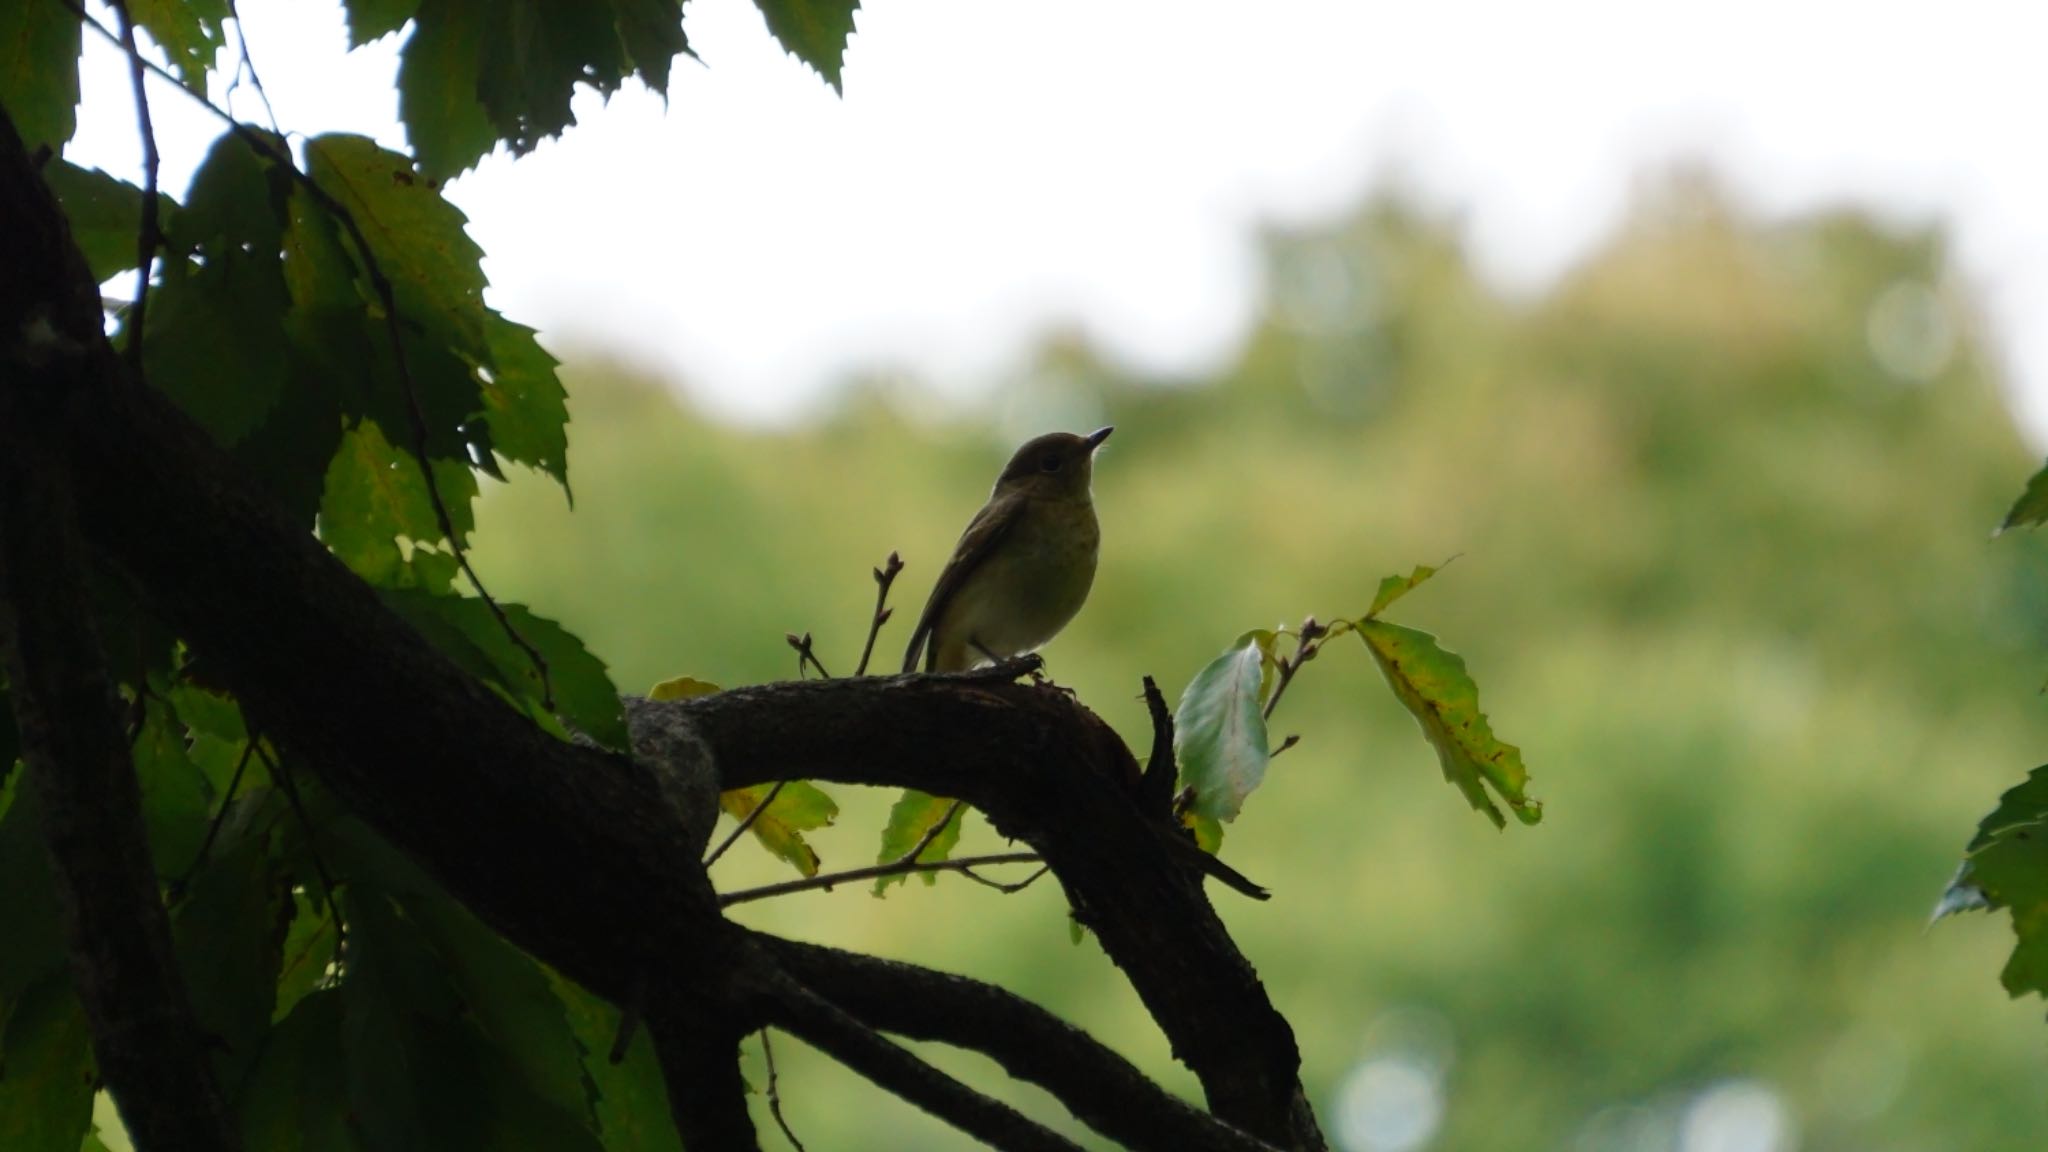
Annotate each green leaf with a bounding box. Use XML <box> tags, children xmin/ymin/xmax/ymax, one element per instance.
<box><xmin>344</xmin><ymin>0</ymin><xmax>419</xmax><ymax>46</ymax></box>
<box><xmin>41</xmin><ymin>163</ymin><xmax>172</xmax><ymax>283</ymax></box>
<box><xmin>340</xmin><ymin>888</ymin><xmax>600</xmax><ymax>1151</ymax></box>
<box><xmin>480</xmin><ymin>314</ymin><xmax>571</xmax><ymax>490</ymax></box>
<box><xmin>648</xmin><ymin>675</ymin><xmax>720</xmax><ymax>700</ymax></box>
<box><xmin>134</xmin><ymin>701</ymin><xmax>212</xmax><ymax>876</ymax></box>
<box><xmin>144</xmin><ymin>256</ymin><xmax>291</xmax><ymax>445</ymax></box>
<box><xmin>872</xmin><ymin>790</ymin><xmax>961</xmax><ymax>894</ymax></box>
<box><xmin>164</xmin><ymin>682</ymin><xmax>247</xmax><ymax>745</ymax></box>
<box><xmin>752</xmin><ymin>0</ymin><xmax>859</xmax><ymax>91</ymax></box>
<box><xmin>1356</xmin><ymin>621</ymin><xmax>1541</xmax><ymax>829</ymax></box>
<box><xmin>1365</xmin><ymin>563</ymin><xmax>1442</xmax><ymax>619</ymax></box>
<box><xmin>128</xmin><ymin>0</ymin><xmax>230</xmax><ymax>83</ymax></box>
<box><xmin>339</xmin><ymin>888</ymin><xmax>449</xmax><ymax>1150</ymax></box>
<box><xmin>1945</xmin><ymin>767</ymin><xmax>2048</xmax><ymax>998</ymax></box>
<box><xmin>549</xmin><ymin>974</ymin><xmax>683</xmax><ymax>1152</ymax></box>
<box><xmin>475</xmin><ymin>0</ymin><xmax>630</xmax><ymax>156</ymax></box>
<box><xmin>400</xmin><ymin>892</ymin><xmax>593</xmax><ymax>1129</ymax></box>
<box><xmin>306</xmin><ymin>134</ymin><xmax>491</xmax><ymax>365</ymax></box>
<box><xmin>719</xmin><ymin>782</ymin><xmax>838</xmax><ymax>876</ymax></box>
<box><xmin>0</xmin><ymin>778</ymin><xmax>65</xmax><ymax>1011</ymax></box>
<box><xmin>1230</xmin><ymin>627</ymin><xmax>1281</xmax><ymax>706</ymax></box>
<box><xmin>273</xmin><ymin>889</ymin><xmax>339</xmax><ymax>1023</ymax></box>
<box><xmin>613</xmin><ymin>0</ymin><xmax>690</xmax><ymax>94</ymax></box>
<box><xmin>172</xmin><ymin>839</ymin><xmax>285</xmax><ymax>1084</ymax></box>
<box><xmin>320</xmin><ymin>418</ymin><xmax>477</xmax><ymax>583</ymax></box>
<box><xmin>0</xmin><ymin>972</ymin><xmax>93</xmax><ymax>1152</ymax></box>
<box><xmin>1999</xmin><ymin>462</ymin><xmax>2048</xmax><ymax>534</ymax></box>
<box><xmin>147</xmin><ymin>132</ymin><xmax>291</xmax><ymax>446</ymax></box>
<box><xmin>0</xmin><ymin>3</ymin><xmax>81</xmax><ymax>153</ymax></box>
<box><xmin>236</xmin><ymin>989</ymin><xmax>359</xmax><ymax>1152</ymax></box>
<box><xmin>398</xmin><ymin>0</ymin><xmax>498</xmax><ymax>180</ymax></box>
<box><xmin>1173</xmin><ymin>641</ymin><xmax>1271</xmax><ymax>823</ymax></box>
<box><xmin>383</xmin><ymin>589</ymin><xmax>628</xmax><ymax>748</ymax></box>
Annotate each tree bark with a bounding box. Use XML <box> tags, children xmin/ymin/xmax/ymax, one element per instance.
<box><xmin>0</xmin><ymin>101</ymin><xmax>1326</xmax><ymax>1151</ymax></box>
<box><xmin>0</xmin><ymin>395</ymin><xmax>240</xmax><ymax>1149</ymax></box>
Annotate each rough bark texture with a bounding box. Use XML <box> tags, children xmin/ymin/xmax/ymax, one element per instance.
<box><xmin>0</xmin><ymin>100</ymin><xmax>1325</xmax><ymax>1151</ymax></box>
<box><xmin>0</xmin><ymin>373</ymin><xmax>240</xmax><ymax>1146</ymax></box>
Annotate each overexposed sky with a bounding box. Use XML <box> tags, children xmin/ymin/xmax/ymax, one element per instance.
<box><xmin>66</xmin><ymin>0</ymin><xmax>2048</xmax><ymax>438</ymax></box>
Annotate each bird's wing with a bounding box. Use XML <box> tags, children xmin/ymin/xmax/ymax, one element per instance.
<box><xmin>902</xmin><ymin>492</ymin><xmax>1025</xmax><ymax>672</ymax></box>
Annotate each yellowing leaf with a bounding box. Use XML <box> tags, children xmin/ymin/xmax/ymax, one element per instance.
<box><xmin>647</xmin><ymin>676</ymin><xmax>720</xmax><ymax>701</ymax></box>
<box><xmin>1357</xmin><ymin>622</ymin><xmax>1540</xmax><ymax>828</ymax></box>
<box><xmin>1365</xmin><ymin>563</ymin><xmax>1442</xmax><ymax>619</ymax></box>
<box><xmin>721</xmin><ymin>783</ymin><xmax>838</xmax><ymax>877</ymax></box>
<box><xmin>1174</xmin><ymin>641</ymin><xmax>1271</xmax><ymax>823</ymax></box>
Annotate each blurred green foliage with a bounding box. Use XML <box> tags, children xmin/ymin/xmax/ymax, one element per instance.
<box><xmin>472</xmin><ymin>173</ymin><xmax>2048</xmax><ymax>1151</ymax></box>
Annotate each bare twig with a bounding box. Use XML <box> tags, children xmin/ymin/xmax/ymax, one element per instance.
<box><xmin>1262</xmin><ymin>617</ymin><xmax>1328</xmax><ymax>721</ymax></box>
<box><xmin>169</xmin><ymin>739</ymin><xmax>257</xmax><ymax>901</ymax></box>
<box><xmin>1268</xmin><ymin>734</ymin><xmax>1301</xmax><ymax>759</ymax></box>
<box><xmin>105</xmin><ymin>0</ymin><xmax>160</xmax><ymax>376</ymax></box>
<box><xmin>785</xmin><ymin>632</ymin><xmax>832</xmax><ymax>680</ymax></box>
<box><xmin>957</xmin><ymin>861</ymin><xmax>1050</xmax><ymax>894</ymax></box>
<box><xmin>257</xmin><ymin>743</ymin><xmax>345</xmax><ymax>953</ymax></box>
<box><xmin>762</xmin><ymin>1029</ymin><xmax>807</xmax><ymax>1151</ymax></box>
<box><xmin>704</xmin><ymin>779</ymin><xmax>789</xmax><ymax>868</ymax></box>
<box><xmin>854</xmin><ymin>552</ymin><xmax>903</xmax><ymax>677</ymax></box>
<box><xmin>722</xmin><ymin>851</ymin><xmax>1039</xmax><ymax>908</ymax></box>
<box><xmin>66</xmin><ymin>2</ymin><xmax>555</xmax><ymax>714</ymax></box>
<box><xmin>223</xmin><ymin>0</ymin><xmax>282</xmax><ymax>134</ymax></box>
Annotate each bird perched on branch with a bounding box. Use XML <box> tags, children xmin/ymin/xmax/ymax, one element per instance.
<box><xmin>904</xmin><ymin>427</ymin><xmax>1113</xmax><ymax>673</ymax></box>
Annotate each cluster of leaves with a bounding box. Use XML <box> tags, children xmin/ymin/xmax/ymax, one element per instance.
<box><xmin>1938</xmin><ymin>475</ymin><xmax>2048</xmax><ymax>1002</ymax></box>
<box><xmin>1172</xmin><ymin>564</ymin><xmax>1541</xmax><ymax>852</ymax></box>
<box><xmin>1</xmin><ymin>0</ymin><xmax>860</xmax><ymax>1148</ymax></box>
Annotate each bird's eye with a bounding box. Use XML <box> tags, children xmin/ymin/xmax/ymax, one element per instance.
<box><xmin>1039</xmin><ymin>453</ymin><xmax>1062</xmax><ymax>473</ymax></box>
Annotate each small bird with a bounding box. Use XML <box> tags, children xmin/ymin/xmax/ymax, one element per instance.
<box><xmin>903</xmin><ymin>427</ymin><xmax>1114</xmax><ymax>673</ymax></box>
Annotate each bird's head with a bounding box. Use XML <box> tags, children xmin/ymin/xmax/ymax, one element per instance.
<box><xmin>993</xmin><ymin>426</ymin><xmax>1113</xmax><ymax>501</ymax></box>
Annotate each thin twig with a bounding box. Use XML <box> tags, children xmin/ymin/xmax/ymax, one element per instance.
<box><xmin>956</xmin><ymin>861</ymin><xmax>1050</xmax><ymax>894</ymax></box>
<box><xmin>67</xmin><ymin>2</ymin><xmax>554</xmax><ymax>714</ymax></box>
<box><xmin>1262</xmin><ymin>617</ymin><xmax>1328</xmax><ymax>721</ymax></box>
<box><xmin>257</xmin><ymin>743</ymin><xmax>345</xmax><ymax>953</ymax></box>
<box><xmin>169</xmin><ymin>739</ymin><xmax>257</xmax><ymax>902</ymax></box>
<box><xmin>721</xmin><ymin>850</ymin><xmax>1040</xmax><ymax>908</ymax></box>
<box><xmin>105</xmin><ymin>0</ymin><xmax>160</xmax><ymax>377</ymax></box>
<box><xmin>762</xmin><ymin>1029</ymin><xmax>807</xmax><ymax>1151</ymax></box>
<box><xmin>222</xmin><ymin>0</ymin><xmax>282</xmax><ymax>134</ymax></box>
<box><xmin>1268</xmin><ymin>734</ymin><xmax>1300</xmax><ymax>759</ymax></box>
<box><xmin>704</xmin><ymin>779</ymin><xmax>789</xmax><ymax>867</ymax></box>
<box><xmin>785</xmin><ymin>632</ymin><xmax>832</xmax><ymax>680</ymax></box>
<box><xmin>854</xmin><ymin>552</ymin><xmax>903</xmax><ymax>677</ymax></box>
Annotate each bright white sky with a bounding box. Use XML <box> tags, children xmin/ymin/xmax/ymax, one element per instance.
<box><xmin>66</xmin><ymin>0</ymin><xmax>2048</xmax><ymax>439</ymax></box>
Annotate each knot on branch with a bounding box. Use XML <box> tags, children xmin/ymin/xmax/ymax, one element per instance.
<box><xmin>621</xmin><ymin>695</ymin><xmax>722</xmax><ymax>858</ymax></box>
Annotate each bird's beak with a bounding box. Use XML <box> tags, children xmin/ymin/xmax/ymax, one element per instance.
<box><xmin>1085</xmin><ymin>426</ymin><xmax>1114</xmax><ymax>451</ymax></box>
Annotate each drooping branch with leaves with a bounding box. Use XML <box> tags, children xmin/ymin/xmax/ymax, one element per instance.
<box><xmin>0</xmin><ymin>4</ymin><xmax>1538</xmax><ymax>1150</ymax></box>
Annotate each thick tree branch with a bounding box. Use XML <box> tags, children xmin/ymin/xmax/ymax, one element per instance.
<box><xmin>648</xmin><ymin>1009</ymin><xmax>760</xmax><ymax>1151</ymax></box>
<box><xmin>765</xmin><ymin>937</ymin><xmax>1282</xmax><ymax>1152</ymax></box>
<box><xmin>0</xmin><ymin>100</ymin><xmax>1325</xmax><ymax>1151</ymax></box>
<box><xmin>674</xmin><ymin>678</ymin><xmax>1318</xmax><ymax>1147</ymax></box>
<box><xmin>0</xmin><ymin>394</ymin><xmax>237</xmax><ymax>1144</ymax></box>
<box><xmin>765</xmin><ymin>976</ymin><xmax>1089</xmax><ymax>1152</ymax></box>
